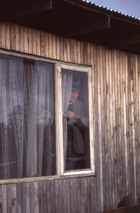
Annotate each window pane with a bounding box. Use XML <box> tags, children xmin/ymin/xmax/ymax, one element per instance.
<box><xmin>0</xmin><ymin>55</ymin><xmax>55</xmax><ymax>179</ymax></box>
<box><xmin>62</xmin><ymin>69</ymin><xmax>90</xmax><ymax>171</ymax></box>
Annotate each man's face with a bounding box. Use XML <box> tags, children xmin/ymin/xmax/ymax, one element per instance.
<box><xmin>70</xmin><ymin>90</ymin><xmax>79</xmax><ymax>102</ymax></box>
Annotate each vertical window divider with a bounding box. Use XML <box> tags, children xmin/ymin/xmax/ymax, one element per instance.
<box><xmin>54</xmin><ymin>63</ymin><xmax>64</xmax><ymax>176</ymax></box>
<box><xmin>88</xmin><ymin>69</ymin><xmax>95</xmax><ymax>173</ymax></box>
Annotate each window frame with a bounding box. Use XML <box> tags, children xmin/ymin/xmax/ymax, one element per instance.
<box><xmin>55</xmin><ymin>63</ymin><xmax>95</xmax><ymax>176</ymax></box>
<box><xmin>0</xmin><ymin>49</ymin><xmax>95</xmax><ymax>184</ymax></box>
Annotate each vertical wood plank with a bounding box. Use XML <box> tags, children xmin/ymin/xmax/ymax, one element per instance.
<box><xmin>110</xmin><ymin>50</ymin><xmax>115</xmax><ymax>206</ymax></box>
<box><xmin>70</xmin><ymin>39</ymin><xmax>74</xmax><ymax>63</ymax></box>
<box><xmin>52</xmin><ymin>34</ymin><xmax>57</xmax><ymax>59</ymax></box>
<box><xmin>44</xmin><ymin>32</ymin><xmax>49</xmax><ymax>58</ymax></box>
<box><xmin>40</xmin><ymin>31</ymin><xmax>45</xmax><ymax>57</ymax></box>
<box><xmin>19</xmin><ymin>26</ymin><xmax>25</xmax><ymax>52</ymax></box>
<box><xmin>67</xmin><ymin>38</ymin><xmax>71</xmax><ymax>62</ymax></box>
<box><xmin>25</xmin><ymin>183</ymin><xmax>31</xmax><ymax>213</ymax></box>
<box><xmin>58</xmin><ymin>179</ymin><xmax>63</xmax><ymax>213</ymax></box>
<box><xmin>64</xmin><ymin>38</ymin><xmax>68</xmax><ymax>62</ymax></box>
<box><xmin>56</xmin><ymin>35</ymin><xmax>60</xmax><ymax>60</ymax></box>
<box><xmin>104</xmin><ymin>47</ymin><xmax>109</xmax><ymax>210</ymax></box>
<box><xmin>36</xmin><ymin>30</ymin><xmax>40</xmax><ymax>56</ymax></box>
<box><xmin>59</xmin><ymin>36</ymin><xmax>64</xmax><ymax>61</ymax></box>
<box><xmin>5</xmin><ymin>22</ymin><xmax>10</xmax><ymax>50</ymax></box>
<box><xmin>68</xmin><ymin>179</ymin><xmax>73</xmax><ymax>213</ymax></box>
<box><xmin>1</xmin><ymin>185</ymin><xmax>8</xmax><ymax>213</ymax></box>
<box><xmin>0</xmin><ymin>22</ymin><xmax>6</xmax><ymax>48</ymax></box>
<box><xmin>24</xmin><ymin>27</ymin><xmax>29</xmax><ymax>53</ymax></box>
<box><xmin>54</xmin><ymin>180</ymin><xmax>59</xmax><ymax>213</ymax></box>
<box><xmin>114</xmin><ymin>50</ymin><xmax>119</xmax><ymax>206</ymax></box>
<box><xmin>128</xmin><ymin>54</ymin><xmax>134</xmax><ymax>205</ymax></box>
<box><xmin>21</xmin><ymin>183</ymin><xmax>26</xmax><ymax>213</ymax></box>
<box><xmin>101</xmin><ymin>47</ymin><xmax>106</xmax><ymax>210</ymax></box>
<box><xmin>87</xmin><ymin>42</ymin><xmax>91</xmax><ymax>65</ymax></box>
<box><xmin>124</xmin><ymin>52</ymin><xmax>129</xmax><ymax>198</ymax></box>
<box><xmin>38</xmin><ymin>181</ymin><xmax>43</xmax><ymax>213</ymax></box>
<box><xmin>42</xmin><ymin>181</ymin><xmax>46</xmax><ymax>213</ymax></box>
<box><xmin>128</xmin><ymin>53</ymin><xmax>133</xmax><ymax>206</ymax></box>
<box><xmin>80</xmin><ymin>178</ymin><xmax>86</xmax><ymax>213</ymax></box>
<box><xmin>99</xmin><ymin>46</ymin><xmax>104</xmax><ymax>211</ymax></box>
<box><xmin>77</xmin><ymin>40</ymin><xmax>81</xmax><ymax>64</ymax></box>
<box><xmin>10</xmin><ymin>23</ymin><xmax>16</xmax><ymax>50</ymax></box>
<box><xmin>34</xmin><ymin>182</ymin><xmax>40</xmax><ymax>213</ymax></box>
<box><xmin>7</xmin><ymin>184</ymin><xmax>16</xmax><ymax>213</ymax></box>
<box><xmin>48</xmin><ymin>33</ymin><xmax>53</xmax><ymax>59</ymax></box>
<box><xmin>122</xmin><ymin>52</ymin><xmax>128</xmax><ymax>197</ymax></box>
<box><xmin>132</xmin><ymin>55</ymin><xmax>137</xmax><ymax>204</ymax></box>
<box><xmin>32</xmin><ymin>29</ymin><xmax>37</xmax><ymax>55</ymax></box>
<box><xmin>83</xmin><ymin>42</ymin><xmax>88</xmax><ymax>65</ymax></box>
<box><xmin>51</xmin><ymin>180</ymin><xmax>55</xmax><ymax>213</ymax></box>
<box><xmin>71</xmin><ymin>178</ymin><xmax>76</xmax><ymax>213</ymax></box>
<box><xmin>15</xmin><ymin>24</ymin><xmax>20</xmax><ymax>51</ymax></box>
<box><xmin>135</xmin><ymin>55</ymin><xmax>139</xmax><ymax>204</ymax></box>
<box><xmin>45</xmin><ymin>180</ymin><xmax>51</xmax><ymax>213</ymax></box>
<box><xmin>28</xmin><ymin>28</ymin><xmax>33</xmax><ymax>54</ymax></box>
<box><xmin>73</xmin><ymin>39</ymin><xmax>77</xmax><ymax>63</ymax></box>
<box><xmin>16</xmin><ymin>183</ymin><xmax>22</xmax><ymax>213</ymax></box>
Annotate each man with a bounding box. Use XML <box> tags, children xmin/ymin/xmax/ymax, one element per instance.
<box><xmin>65</xmin><ymin>80</ymin><xmax>88</xmax><ymax>170</ymax></box>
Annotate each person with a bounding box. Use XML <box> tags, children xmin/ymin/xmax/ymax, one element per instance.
<box><xmin>65</xmin><ymin>80</ymin><xmax>89</xmax><ymax>170</ymax></box>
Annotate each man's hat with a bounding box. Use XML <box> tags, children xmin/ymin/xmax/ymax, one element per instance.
<box><xmin>72</xmin><ymin>79</ymin><xmax>80</xmax><ymax>91</ymax></box>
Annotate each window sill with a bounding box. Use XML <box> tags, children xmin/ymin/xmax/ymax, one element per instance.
<box><xmin>0</xmin><ymin>172</ymin><xmax>96</xmax><ymax>185</ymax></box>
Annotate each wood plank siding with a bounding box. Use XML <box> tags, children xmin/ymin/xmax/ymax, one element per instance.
<box><xmin>0</xmin><ymin>21</ymin><xmax>140</xmax><ymax>213</ymax></box>
<box><xmin>0</xmin><ymin>177</ymin><xmax>96</xmax><ymax>213</ymax></box>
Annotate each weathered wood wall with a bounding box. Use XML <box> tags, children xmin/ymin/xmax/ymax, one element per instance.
<box><xmin>94</xmin><ymin>49</ymin><xmax>140</xmax><ymax>211</ymax></box>
<box><xmin>0</xmin><ymin>21</ymin><xmax>140</xmax><ymax>212</ymax></box>
<box><xmin>0</xmin><ymin>177</ymin><xmax>96</xmax><ymax>213</ymax></box>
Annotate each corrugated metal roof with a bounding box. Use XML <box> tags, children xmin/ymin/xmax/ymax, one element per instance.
<box><xmin>81</xmin><ymin>0</ymin><xmax>140</xmax><ymax>21</ymax></box>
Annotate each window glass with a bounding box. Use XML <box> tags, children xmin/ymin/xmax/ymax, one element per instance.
<box><xmin>62</xmin><ymin>69</ymin><xmax>90</xmax><ymax>171</ymax></box>
<box><xmin>0</xmin><ymin>55</ymin><xmax>55</xmax><ymax>179</ymax></box>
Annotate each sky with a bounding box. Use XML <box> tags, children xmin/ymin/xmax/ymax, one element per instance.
<box><xmin>89</xmin><ymin>0</ymin><xmax>140</xmax><ymax>18</ymax></box>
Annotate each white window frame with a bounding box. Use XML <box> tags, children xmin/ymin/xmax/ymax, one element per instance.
<box><xmin>55</xmin><ymin>63</ymin><xmax>95</xmax><ymax>176</ymax></box>
<box><xmin>0</xmin><ymin>49</ymin><xmax>95</xmax><ymax>184</ymax></box>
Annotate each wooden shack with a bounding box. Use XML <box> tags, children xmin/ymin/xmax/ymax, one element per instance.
<box><xmin>0</xmin><ymin>0</ymin><xmax>140</xmax><ymax>212</ymax></box>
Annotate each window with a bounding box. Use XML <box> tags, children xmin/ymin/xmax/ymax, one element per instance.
<box><xmin>55</xmin><ymin>64</ymin><xmax>94</xmax><ymax>176</ymax></box>
<box><xmin>0</xmin><ymin>51</ymin><xmax>94</xmax><ymax>180</ymax></box>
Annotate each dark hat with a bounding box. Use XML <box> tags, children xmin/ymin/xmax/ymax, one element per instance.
<box><xmin>72</xmin><ymin>80</ymin><xmax>80</xmax><ymax>91</ymax></box>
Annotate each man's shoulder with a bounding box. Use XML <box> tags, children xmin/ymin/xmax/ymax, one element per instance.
<box><xmin>73</xmin><ymin>100</ymin><xmax>82</xmax><ymax>112</ymax></box>
<box><xmin>74</xmin><ymin>100</ymin><xmax>81</xmax><ymax>106</ymax></box>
